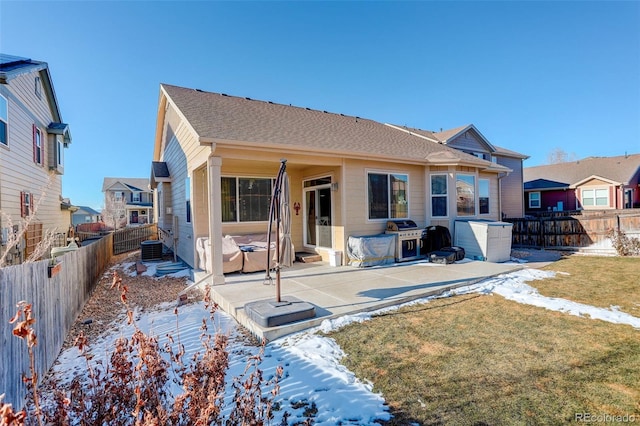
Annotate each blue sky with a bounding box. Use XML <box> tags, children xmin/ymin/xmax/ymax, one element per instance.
<box><xmin>1</xmin><ymin>1</ymin><xmax>639</xmax><ymax>210</ymax></box>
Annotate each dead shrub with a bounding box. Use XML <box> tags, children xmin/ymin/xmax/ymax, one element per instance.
<box><xmin>607</xmin><ymin>228</ymin><xmax>640</xmax><ymax>256</ymax></box>
<box><xmin>5</xmin><ymin>271</ymin><xmax>288</xmax><ymax>425</ymax></box>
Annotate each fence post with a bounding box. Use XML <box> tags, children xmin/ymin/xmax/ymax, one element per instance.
<box><xmin>540</xmin><ymin>217</ymin><xmax>545</xmax><ymax>248</ymax></box>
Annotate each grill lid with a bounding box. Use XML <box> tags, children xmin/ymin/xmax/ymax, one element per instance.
<box><xmin>386</xmin><ymin>220</ymin><xmax>418</xmax><ymax>231</ymax></box>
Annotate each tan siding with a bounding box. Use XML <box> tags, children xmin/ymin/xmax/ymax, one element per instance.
<box><xmin>496</xmin><ymin>155</ymin><xmax>524</xmax><ymax>218</ymax></box>
<box><xmin>160</xmin><ymin>103</ymin><xmax>213</xmax><ymax>267</ymax></box>
<box><xmin>0</xmin><ymin>70</ymin><xmax>69</xmax><ymax>257</ymax></box>
<box><xmin>581</xmin><ymin>177</ymin><xmax>610</xmax><ymax>186</ymax></box>
<box><xmin>342</xmin><ymin>159</ymin><xmax>426</xmax><ymax>239</ymax></box>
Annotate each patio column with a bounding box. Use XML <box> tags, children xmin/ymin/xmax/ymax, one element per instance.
<box><xmin>208</xmin><ymin>155</ymin><xmax>225</xmax><ymax>285</ymax></box>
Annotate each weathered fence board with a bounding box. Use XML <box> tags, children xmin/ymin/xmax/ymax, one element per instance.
<box><xmin>113</xmin><ymin>224</ymin><xmax>158</xmax><ymax>255</ymax></box>
<box><xmin>0</xmin><ymin>234</ymin><xmax>113</xmax><ymax>409</ymax></box>
<box><xmin>506</xmin><ymin>212</ymin><xmax>640</xmax><ymax>252</ymax></box>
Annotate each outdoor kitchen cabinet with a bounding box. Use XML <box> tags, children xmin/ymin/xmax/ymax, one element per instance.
<box><xmin>454</xmin><ymin>219</ymin><xmax>513</xmax><ymax>262</ymax></box>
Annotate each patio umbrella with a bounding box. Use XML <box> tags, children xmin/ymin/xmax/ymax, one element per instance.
<box><xmin>265</xmin><ymin>159</ymin><xmax>289</xmax><ymax>302</ymax></box>
<box><xmin>279</xmin><ymin>170</ymin><xmax>293</xmax><ymax>268</ymax></box>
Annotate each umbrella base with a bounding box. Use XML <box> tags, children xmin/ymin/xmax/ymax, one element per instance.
<box><xmin>244</xmin><ymin>296</ymin><xmax>316</xmax><ymax>328</ymax></box>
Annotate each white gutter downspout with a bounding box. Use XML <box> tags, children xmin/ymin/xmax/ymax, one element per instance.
<box><xmin>207</xmin><ymin>154</ymin><xmax>225</xmax><ymax>285</ymax></box>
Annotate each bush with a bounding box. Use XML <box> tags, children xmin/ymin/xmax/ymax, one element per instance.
<box><xmin>607</xmin><ymin>228</ymin><xmax>640</xmax><ymax>256</ymax></box>
<box><xmin>2</xmin><ymin>271</ymin><xmax>286</xmax><ymax>425</ymax></box>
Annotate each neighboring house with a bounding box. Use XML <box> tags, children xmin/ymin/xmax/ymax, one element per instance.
<box><xmin>72</xmin><ymin>205</ymin><xmax>101</xmax><ymax>226</ymax></box>
<box><xmin>151</xmin><ymin>84</ymin><xmax>526</xmax><ymax>283</ymax></box>
<box><xmin>0</xmin><ymin>54</ymin><xmax>73</xmax><ymax>264</ymax></box>
<box><xmin>101</xmin><ymin>177</ymin><xmax>154</xmax><ymax>227</ymax></box>
<box><xmin>523</xmin><ymin>154</ymin><xmax>640</xmax><ymax>214</ymax></box>
<box><xmin>388</xmin><ymin>124</ymin><xmax>529</xmax><ymax>218</ymax></box>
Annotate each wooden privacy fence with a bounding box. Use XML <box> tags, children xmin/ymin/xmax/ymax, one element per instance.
<box><xmin>506</xmin><ymin>212</ymin><xmax>640</xmax><ymax>250</ymax></box>
<box><xmin>113</xmin><ymin>223</ymin><xmax>158</xmax><ymax>255</ymax></box>
<box><xmin>0</xmin><ymin>234</ymin><xmax>113</xmax><ymax>409</ymax></box>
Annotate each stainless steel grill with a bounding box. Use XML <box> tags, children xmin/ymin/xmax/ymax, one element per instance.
<box><xmin>385</xmin><ymin>220</ymin><xmax>423</xmax><ymax>262</ymax></box>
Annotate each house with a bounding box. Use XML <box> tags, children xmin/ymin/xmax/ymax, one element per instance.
<box><xmin>388</xmin><ymin>124</ymin><xmax>529</xmax><ymax>218</ymax></box>
<box><xmin>151</xmin><ymin>84</ymin><xmax>525</xmax><ymax>283</ymax></box>
<box><xmin>101</xmin><ymin>178</ymin><xmax>154</xmax><ymax>228</ymax></box>
<box><xmin>523</xmin><ymin>154</ymin><xmax>640</xmax><ymax>214</ymax></box>
<box><xmin>0</xmin><ymin>54</ymin><xmax>73</xmax><ymax>264</ymax></box>
<box><xmin>72</xmin><ymin>205</ymin><xmax>101</xmax><ymax>226</ymax></box>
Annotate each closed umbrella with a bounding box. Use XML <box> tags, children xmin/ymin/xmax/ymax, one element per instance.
<box><xmin>279</xmin><ymin>170</ymin><xmax>293</xmax><ymax>268</ymax></box>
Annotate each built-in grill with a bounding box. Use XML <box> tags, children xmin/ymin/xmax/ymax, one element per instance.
<box><xmin>385</xmin><ymin>220</ymin><xmax>424</xmax><ymax>262</ymax></box>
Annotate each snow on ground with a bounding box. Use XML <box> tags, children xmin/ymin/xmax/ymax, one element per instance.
<box><xmin>48</xmin><ymin>262</ymin><xmax>640</xmax><ymax>425</ymax></box>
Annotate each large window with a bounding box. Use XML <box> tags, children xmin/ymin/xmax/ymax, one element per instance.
<box><xmin>368</xmin><ymin>172</ymin><xmax>408</xmax><ymax>220</ymax></box>
<box><xmin>456</xmin><ymin>174</ymin><xmax>475</xmax><ymax>216</ymax></box>
<box><xmin>582</xmin><ymin>188</ymin><xmax>608</xmax><ymax>207</ymax></box>
<box><xmin>430</xmin><ymin>174</ymin><xmax>448</xmax><ymax>217</ymax></box>
<box><xmin>0</xmin><ymin>94</ymin><xmax>7</xmax><ymax>146</ymax></box>
<box><xmin>479</xmin><ymin>178</ymin><xmax>490</xmax><ymax>214</ymax></box>
<box><xmin>222</xmin><ymin>176</ymin><xmax>273</xmax><ymax>222</ymax></box>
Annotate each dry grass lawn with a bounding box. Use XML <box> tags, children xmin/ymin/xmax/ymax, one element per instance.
<box><xmin>536</xmin><ymin>255</ymin><xmax>640</xmax><ymax>315</ymax></box>
<box><xmin>328</xmin><ymin>256</ymin><xmax>640</xmax><ymax>425</ymax></box>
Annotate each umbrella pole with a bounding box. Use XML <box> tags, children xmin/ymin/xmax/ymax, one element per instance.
<box><xmin>275</xmin><ymin>193</ymin><xmax>282</xmax><ymax>303</ymax></box>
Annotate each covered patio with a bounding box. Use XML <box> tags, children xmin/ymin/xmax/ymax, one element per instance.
<box><xmin>204</xmin><ymin>259</ymin><xmax>527</xmax><ymax>341</ymax></box>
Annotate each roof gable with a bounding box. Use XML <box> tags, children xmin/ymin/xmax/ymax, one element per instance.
<box><xmin>571</xmin><ymin>175</ymin><xmax>620</xmax><ymax>188</ymax></box>
<box><xmin>1</xmin><ymin>54</ymin><xmax>69</xmax><ymax>133</ymax></box>
<box><xmin>387</xmin><ymin>123</ymin><xmax>526</xmax><ymax>160</ymax></box>
<box><xmin>102</xmin><ymin>177</ymin><xmax>151</xmax><ymax>193</ymax></box>
<box><xmin>432</xmin><ymin>124</ymin><xmax>496</xmax><ymax>152</ymax></box>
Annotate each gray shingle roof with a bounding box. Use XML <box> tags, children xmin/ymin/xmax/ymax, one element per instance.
<box><xmin>389</xmin><ymin>123</ymin><xmax>527</xmax><ymax>159</ymax></box>
<box><xmin>102</xmin><ymin>177</ymin><xmax>151</xmax><ymax>192</ymax></box>
<box><xmin>523</xmin><ymin>154</ymin><xmax>640</xmax><ymax>186</ymax></box>
<box><xmin>75</xmin><ymin>206</ymin><xmax>101</xmax><ymax>215</ymax></box>
<box><xmin>160</xmin><ymin>84</ymin><xmax>503</xmax><ymax>169</ymax></box>
<box><xmin>523</xmin><ymin>179</ymin><xmax>569</xmax><ymax>191</ymax></box>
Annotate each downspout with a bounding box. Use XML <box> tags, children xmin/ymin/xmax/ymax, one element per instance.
<box><xmin>207</xmin><ymin>154</ymin><xmax>225</xmax><ymax>285</ymax></box>
<box><xmin>497</xmin><ymin>172</ymin><xmax>507</xmax><ymax>219</ymax></box>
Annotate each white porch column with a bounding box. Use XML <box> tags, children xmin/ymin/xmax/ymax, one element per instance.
<box><xmin>208</xmin><ymin>155</ymin><xmax>225</xmax><ymax>285</ymax></box>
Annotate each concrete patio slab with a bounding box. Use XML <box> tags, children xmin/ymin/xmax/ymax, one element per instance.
<box><xmin>206</xmin><ymin>258</ymin><xmax>528</xmax><ymax>341</ymax></box>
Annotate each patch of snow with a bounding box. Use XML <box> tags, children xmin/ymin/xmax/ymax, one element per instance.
<box><xmin>45</xmin><ymin>260</ymin><xmax>640</xmax><ymax>425</ymax></box>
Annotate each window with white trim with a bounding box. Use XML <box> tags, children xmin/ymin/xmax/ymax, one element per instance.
<box><xmin>456</xmin><ymin>174</ymin><xmax>476</xmax><ymax>216</ymax></box>
<box><xmin>221</xmin><ymin>176</ymin><xmax>273</xmax><ymax>222</ymax></box>
<box><xmin>529</xmin><ymin>191</ymin><xmax>541</xmax><ymax>208</ymax></box>
<box><xmin>33</xmin><ymin>125</ymin><xmax>42</xmax><ymax>165</ymax></box>
<box><xmin>582</xmin><ymin>188</ymin><xmax>608</xmax><ymax>207</ymax></box>
<box><xmin>430</xmin><ymin>174</ymin><xmax>448</xmax><ymax>217</ymax></box>
<box><xmin>479</xmin><ymin>178</ymin><xmax>490</xmax><ymax>214</ymax></box>
<box><xmin>368</xmin><ymin>172</ymin><xmax>409</xmax><ymax>220</ymax></box>
<box><xmin>0</xmin><ymin>94</ymin><xmax>7</xmax><ymax>146</ymax></box>
<box><xmin>114</xmin><ymin>191</ymin><xmax>124</xmax><ymax>202</ymax></box>
<box><xmin>132</xmin><ymin>192</ymin><xmax>141</xmax><ymax>203</ymax></box>
<box><xmin>56</xmin><ymin>136</ymin><xmax>63</xmax><ymax>167</ymax></box>
<box><xmin>185</xmin><ymin>177</ymin><xmax>192</xmax><ymax>223</ymax></box>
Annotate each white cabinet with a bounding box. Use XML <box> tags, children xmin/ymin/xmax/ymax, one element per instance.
<box><xmin>454</xmin><ymin>220</ymin><xmax>513</xmax><ymax>262</ymax></box>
